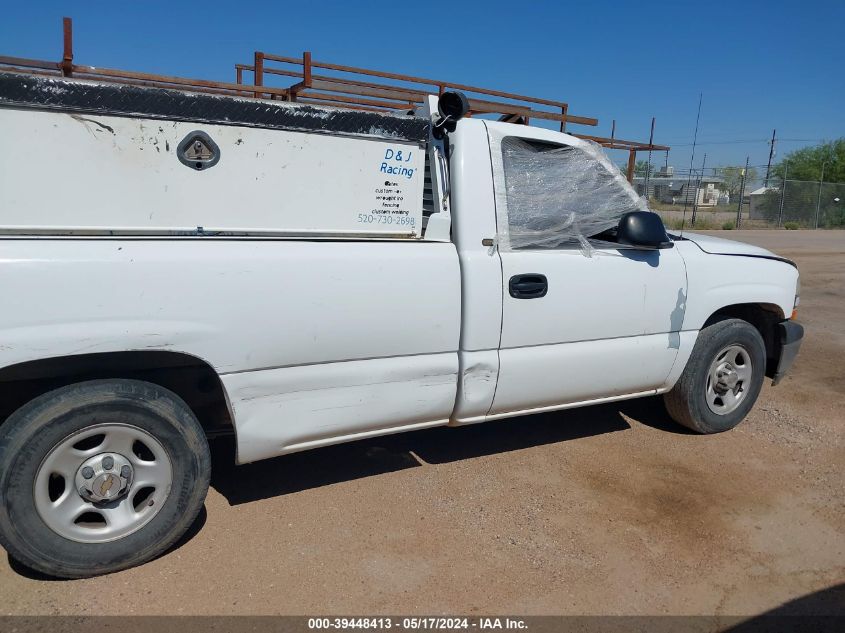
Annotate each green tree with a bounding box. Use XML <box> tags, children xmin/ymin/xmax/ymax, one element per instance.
<box><xmin>634</xmin><ymin>160</ymin><xmax>651</xmax><ymax>176</ymax></box>
<box><xmin>759</xmin><ymin>139</ymin><xmax>845</xmax><ymax>227</ymax></box>
<box><xmin>771</xmin><ymin>138</ymin><xmax>844</xmax><ymax>182</ymax></box>
<box><xmin>718</xmin><ymin>165</ymin><xmax>759</xmax><ymax>197</ymax></box>
<box><xmin>617</xmin><ymin>160</ymin><xmax>653</xmax><ymax>177</ymax></box>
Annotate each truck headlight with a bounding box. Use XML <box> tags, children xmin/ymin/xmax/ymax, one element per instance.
<box><xmin>792</xmin><ymin>276</ymin><xmax>800</xmax><ymax>319</ymax></box>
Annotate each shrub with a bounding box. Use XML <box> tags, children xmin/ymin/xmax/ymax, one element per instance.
<box><xmin>784</xmin><ymin>222</ymin><xmax>800</xmax><ymax>230</ymax></box>
<box><xmin>689</xmin><ymin>217</ymin><xmax>718</xmax><ymax>230</ymax></box>
<box><xmin>722</xmin><ymin>221</ymin><xmax>735</xmax><ymax>230</ymax></box>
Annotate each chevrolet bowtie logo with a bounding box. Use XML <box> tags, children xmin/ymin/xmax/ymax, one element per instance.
<box><xmin>99</xmin><ymin>474</ymin><xmax>116</xmax><ymax>497</ymax></box>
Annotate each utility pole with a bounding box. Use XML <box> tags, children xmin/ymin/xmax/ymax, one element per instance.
<box><xmin>691</xmin><ymin>153</ymin><xmax>706</xmax><ymax>226</ymax></box>
<box><xmin>777</xmin><ymin>161</ymin><xmax>789</xmax><ymax>227</ymax></box>
<box><xmin>815</xmin><ymin>160</ymin><xmax>827</xmax><ymax>229</ymax></box>
<box><xmin>764</xmin><ymin>129</ymin><xmax>777</xmax><ymax>187</ymax></box>
<box><xmin>737</xmin><ymin>155</ymin><xmax>750</xmax><ymax>228</ymax></box>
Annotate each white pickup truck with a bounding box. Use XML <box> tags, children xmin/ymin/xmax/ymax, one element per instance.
<box><xmin>0</xmin><ymin>72</ymin><xmax>802</xmax><ymax>578</ymax></box>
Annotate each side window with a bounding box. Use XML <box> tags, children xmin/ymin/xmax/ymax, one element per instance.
<box><xmin>498</xmin><ymin>137</ymin><xmax>646</xmax><ymax>250</ymax></box>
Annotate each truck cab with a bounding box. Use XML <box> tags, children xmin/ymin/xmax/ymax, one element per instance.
<box><xmin>447</xmin><ymin>116</ymin><xmax>800</xmax><ymax>427</ymax></box>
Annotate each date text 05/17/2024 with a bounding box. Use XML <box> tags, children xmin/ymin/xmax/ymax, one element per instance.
<box><xmin>307</xmin><ymin>617</ymin><xmax>528</xmax><ymax>630</ymax></box>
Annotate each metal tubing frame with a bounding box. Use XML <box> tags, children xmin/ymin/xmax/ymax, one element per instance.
<box><xmin>61</xmin><ymin>17</ymin><xmax>73</xmax><ymax>77</ymax></box>
<box><xmin>238</xmin><ymin>51</ymin><xmax>600</xmax><ymax>127</ymax></box>
<box><xmin>0</xmin><ymin>16</ymin><xmax>669</xmax><ymax>160</ymax></box>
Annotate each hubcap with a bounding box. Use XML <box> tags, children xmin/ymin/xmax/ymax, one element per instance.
<box><xmin>706</xmin><ymin>344</ymin><xmax>753</xmax><ymax>415</ymax></box>
<box><xmin>34</xmin><ymin>424</ymin><xmax>172</xmax><ymax>543</ymax></box>
<box><xmin>75</xmin><ymin>452</ymin><xmax>133</xmax><ymax>503</ymax></box>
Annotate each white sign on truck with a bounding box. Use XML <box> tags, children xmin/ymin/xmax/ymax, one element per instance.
<box><xmin>0</xmin><ymin>76</ymin><xmax>427</xmax><ymax>238</ymax></box>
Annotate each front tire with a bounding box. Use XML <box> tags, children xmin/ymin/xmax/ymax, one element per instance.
<box><xmin>664</xmin><ymin>318</ymin><xmax>766</xmax><ymax>433</ymax></box>
<box><xmin>0</xmin><ymin>379</ymin><xmax>210</xmax><ymax>578</ymax></box>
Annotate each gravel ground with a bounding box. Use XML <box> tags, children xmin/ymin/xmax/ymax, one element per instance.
<box><xmin>0</xmin><ymin>230</ymin><xmax>842</xmax><ymax>616</ymax></box>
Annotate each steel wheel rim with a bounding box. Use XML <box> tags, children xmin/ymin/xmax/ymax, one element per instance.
<box><xmin>705</xmin><ymin>344</ymin><xmax>753</xmax><ymax>415</ymax></box>
<box><xmin>33</xmin><ymin>423</ymin><xmax>173</xmax><ymax>543</ymax></box>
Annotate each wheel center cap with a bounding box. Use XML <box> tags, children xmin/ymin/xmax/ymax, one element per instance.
<box><xmin>75</xmin><ymin>452</ymin><xmax>134</xmax><ymax>503</ymax></box>
<box><xmin>716</xmin><ymin>364</ymin><xmax>739</xmax><ymax>390</ymax></box>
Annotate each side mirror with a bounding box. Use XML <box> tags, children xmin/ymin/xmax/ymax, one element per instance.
<box><xmin>438</xmin><ymin>91</ymin><xmax>470</xmax><ymax>120</ymax></box>
<box><xmin>617</xmin><ymin>211</ymin><xmax>674</xmax><ymax>249</ymax></box>
<box><xmin>433</xmin><ymin>91</ymin><xmax>470</xmax><ymax>139</ymax></box>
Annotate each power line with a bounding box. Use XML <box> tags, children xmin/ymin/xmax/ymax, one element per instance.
<box><xmin>665</xmin><ymin>138</ymin><xmax>825</xmax><ymax>147</ymax></box>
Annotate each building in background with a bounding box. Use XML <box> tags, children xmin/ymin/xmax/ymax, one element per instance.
<box><xmin>633</xmin><ymin>167</ymin><xmax>726</xmax><ymax>206</ymax></box>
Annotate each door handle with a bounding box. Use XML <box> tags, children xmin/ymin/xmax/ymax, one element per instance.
<box><xmin>509</xmin><ymin>274</ymin><xmax>548</xmax><ymax>299</ymax></box>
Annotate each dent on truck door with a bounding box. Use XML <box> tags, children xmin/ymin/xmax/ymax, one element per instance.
<box><xmin>485</xmin><ymin>125</ymin><xmax>687</xmax><ymax>416</ymax></box>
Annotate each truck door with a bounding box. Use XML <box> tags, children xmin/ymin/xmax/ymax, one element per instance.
<box><xmin>484</xmin><ymin>123</ymin><xmax>687</xmax><ymax>417</ymax></box>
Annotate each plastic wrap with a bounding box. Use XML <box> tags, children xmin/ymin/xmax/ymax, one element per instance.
<box><xmin>494</xmin><ymin>136</ymin><xmax>649</xmax><ymax>251</ymax></box>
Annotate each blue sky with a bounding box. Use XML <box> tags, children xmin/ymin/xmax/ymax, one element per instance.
<box><xmin>2</xmin><ymin>1</ymin><xmax>842</xmax><ymax>173</ymax></box>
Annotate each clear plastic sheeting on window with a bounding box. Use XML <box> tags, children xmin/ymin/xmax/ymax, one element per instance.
<box><xmin>494</xmin><ymin>136</ymin><xmax>649</xmax><ymax>253</ymax></box>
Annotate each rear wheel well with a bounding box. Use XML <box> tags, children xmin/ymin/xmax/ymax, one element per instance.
<box><xmin>703</xmin><ymin>303</ymin><xmax>784</xmax><ymax>378</ymax></box>
<box><xmin>0</xmin><ymin>351</ymin><xmax>234</xmax><ymax>437</ymax></box>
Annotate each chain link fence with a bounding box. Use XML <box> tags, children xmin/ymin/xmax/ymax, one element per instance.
<box><xmin>746</xmin><ymin>179</ymin><xmax>845</xmax><ymax>228</ymax></box>
<box><xmin>646</xmin><ymin>174</ymin><xmax>845</xmax><ymax>230</ymax></box>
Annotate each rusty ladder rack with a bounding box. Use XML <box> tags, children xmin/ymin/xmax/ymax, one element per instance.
<box><xmin>0</xmin><ymin>17</ymin><xmax>669</xmax><ymax>182</ymax></box>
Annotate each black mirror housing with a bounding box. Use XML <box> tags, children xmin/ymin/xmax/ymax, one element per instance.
<box><xmin>438</xmin><ymin>91</ymin><xmax>470</xmax><ymax>120</ymax></box>
<box><xmin>433</xmin><ymin>91</ymin><xmax>470</xmax><ymax>139</ymax></box>
<box><xmin>617</xmin><ymin>211</ymin><xmax>674</xmax><ymax>249</ymax></box>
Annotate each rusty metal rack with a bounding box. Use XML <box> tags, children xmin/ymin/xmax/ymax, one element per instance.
<box><xmin>237</xmin><ymin>52</ymin><xmax>597</xmax><ymax>128</ymax></box>
<box><xmin>0</xmin><ymin>17</ymin><xmax>668</xmax><ymax>181</ymax></box>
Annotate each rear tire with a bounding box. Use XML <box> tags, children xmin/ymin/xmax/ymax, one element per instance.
<box><xmin>0</xmin><ymin>379</ymin><xmax>210</xmax><ymax>578</ymax></box>
<box><xmin>664</xmin><ymin>318</ymin><xmax>766</xmax><ymax>434</ymax></box>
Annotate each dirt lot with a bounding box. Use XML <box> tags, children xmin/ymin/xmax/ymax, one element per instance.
<box><xmin>0</xmin><ymin>230</ymin><xmax>842</xmax><ymax>617</ymax></box>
